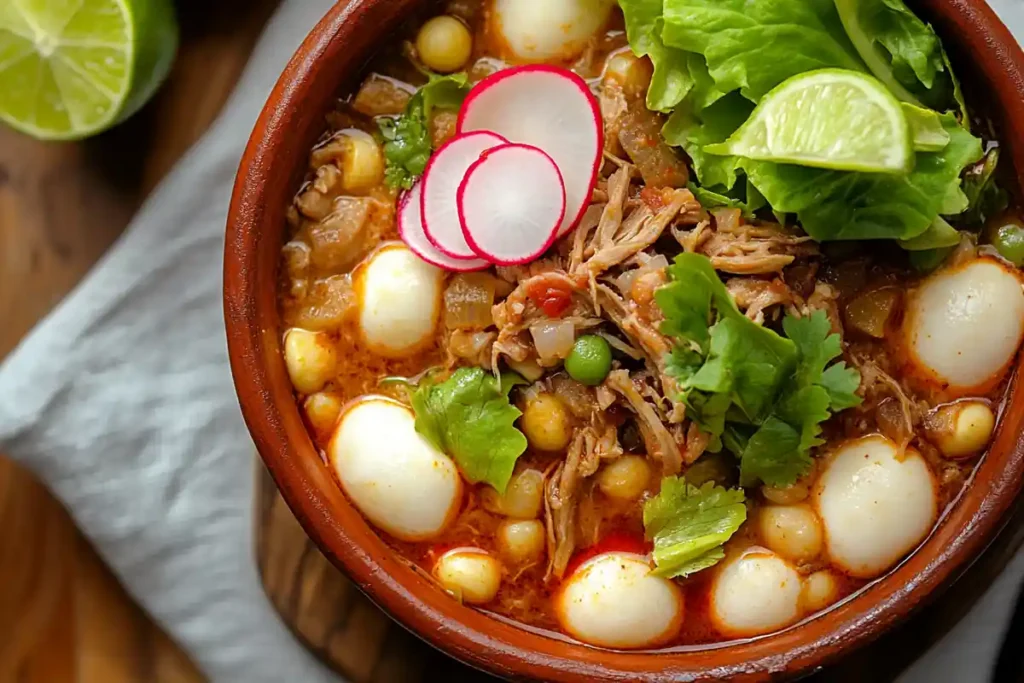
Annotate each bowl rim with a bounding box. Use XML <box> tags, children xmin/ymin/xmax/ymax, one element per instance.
<box><xmin>225</xmin><ymin>1</ymin><xmax>1024</xmax><ymax>680</ymax></box>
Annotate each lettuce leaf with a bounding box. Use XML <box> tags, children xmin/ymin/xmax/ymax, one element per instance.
<box><xmin>660</xmin><ymin>0</ymin><xmax>867</xmax><ymax>102</ymax></box>
<box><xmin>742</xmin><ymin>113</ymin><xmax>983</xmax><ymax>241</ymax></box>
<box><xmin>834</xmin><ymin>0</ymin><xmax>956</xmax><ymax>111</ymax></box>
<box><xmin>663</xmin><ymin>90</ymin><xmax>753</xmax><ymax>190</ymax></box>
<box><xmin>378</xmin><ymin>72</ymin><xmax>470</xmax><ymax>189</ymax></box>
<box><xmin>620</xmin><ymin>0</ymin><xmax>695</xmax><ymax>111</ymax></box>
<box><xmin>644</xmin><ymin>477</ymin><xmax>747</xmax><ymax>578</ymax></box>
<box><xmin>411</xmin><ymin>368</ymin><xmax>527</xmax><ymax>493</ymax></box>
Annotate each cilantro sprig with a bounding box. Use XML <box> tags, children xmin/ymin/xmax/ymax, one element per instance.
<box><xmin>411</xmin><ymin>368</ymin><xmax>527</xmax><ymax>493</ymax></box>
<box><xmin>643</xmin><ymin>477</ymin><xmax>747</xmax><ymax>578</ymax></box>
<box><xmin>655</xmin><ymin>253</ymin><xmax>862</xmax><ymax>487</ymax></box>
<box><xmin>378</xmin><ymin>72</ymin><xmax>471</xmax><ymax>189</ymax></box>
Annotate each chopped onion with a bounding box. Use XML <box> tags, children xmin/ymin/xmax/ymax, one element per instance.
<box><xmin>713</xmin><ymin>208</ymin><xmax>742</xmax><ymax>233</ymax></box>
<box><xmin>550</xmin><ymin>374</ymin><xmax>598</xmax><ymax>419</ymax></box>
<box><xmin>614</xmin><ymin>253</ymin><xmax>669</xmax><ymax>295</ymax></box>
<box><xmin>844</xmin><ymin>287</ymin><xmax>901</xmax><ymax>339</ymax></box>
<box><xmin>444</xmin><ymin>273</ymin><xmax>498</xmax><ymax>330</ymax></box>
<box><xmin>506</xmin><ymin>357</ymin><xmax>546</xmax><ymax>382</ymax></box>
<box><xmin>530</xmin><ymin>320</ymin><xmax>576</xmax><ymax>361</ymax></box>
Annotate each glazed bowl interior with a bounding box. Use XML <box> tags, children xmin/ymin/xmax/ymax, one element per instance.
<box><xmin>224</xmin><ymin>1</ymin><xmax>1024</xmax><ymax>680</ymax></box>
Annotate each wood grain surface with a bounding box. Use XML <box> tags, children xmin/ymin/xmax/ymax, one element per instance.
<box><xmin>0</xmin><ymin>1</ymin><xmax>278</xmax><ymax>681</ymax></box>
<box><xmin>3</xmin><ymin>0</ymin><xmax>1024</xmax><ymax>681</ymax></box>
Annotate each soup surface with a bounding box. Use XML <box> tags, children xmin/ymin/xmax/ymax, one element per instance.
<box><xmin>277</xmin><ymin>0</ymin><xmax>1024</xmax><ymax>650</ymax></box>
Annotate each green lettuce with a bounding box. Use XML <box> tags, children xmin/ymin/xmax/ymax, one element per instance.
<box><xmin>411</xmin><ymin>368</ymin><xmax>527</xmax><ymax>492</ymax></box>
<box><xmin>663</xmin><ymin>90</ymin><xmax>753</xmax><ymax>190</ymax></box>
<box><xmin>644</xmin><ymin>477</ymin><xmax>747</xmax><ymax>577</ymax></box>
<box><xmin>620</xmin><ymin>0</ymin><xmax>695</xmax><ymax>111</ymax></box>
<box><xmin>378</xmin><ymin>72</ymin><xmax>470</xmax><ymax>189</ymax></box>
<box><xmin>834</xmin><ymin>0</ymin><xmax>957</xmax><ymax>111</ymax></box>
<box><xmin>741</xmin><ymin>113</ymin><xmax>983</xmax><ymax>241</ymax></box>
<box><xmin>660</xmin><ymin>0</ymin><xmax>867</xmax><ymax>102</ymax></box>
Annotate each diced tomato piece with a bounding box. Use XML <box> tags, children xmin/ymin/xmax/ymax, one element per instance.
<box><xmin>525</xmin><ymin>278</ymin><xmax>573</xmax><ymax>317</ymax></box>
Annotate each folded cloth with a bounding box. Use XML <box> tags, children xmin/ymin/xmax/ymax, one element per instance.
<box><xmin>0</xmin><ymin>0</ymin><xmax>339</xmax><ymax>681</ymax></box>
<box><xmin>0</xmin><ymin>2</ymin><xmax>1020</xmax><ymax>683</ymax></box>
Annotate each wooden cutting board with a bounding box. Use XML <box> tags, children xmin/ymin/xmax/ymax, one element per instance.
<box><xmin>3</xmin><ymin>0</ymin><xmax>1023</xmax><ymax>680</ymax></box>
<box><xmin>255</xmin><ymin>458</ymin><xmax>1024</xmax><ymax>682</ymax></box>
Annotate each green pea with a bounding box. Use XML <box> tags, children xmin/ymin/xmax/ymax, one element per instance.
<box><xmin>993</xmin><ymin>221</ymin><xmax>1024</xmax><ymax>266</ymax></box>
<box><xmin>565</xmin><ymin>335</ymin><xmax>612</xmax><ymax>386</ymax></box>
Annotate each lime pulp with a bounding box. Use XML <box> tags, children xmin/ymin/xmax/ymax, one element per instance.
<box><xmin>704</xmin><ymin>69</ymin><xmax>914</xmax><ymax>175</ymax></box>
<box><xmin>0</xmin><ymin>0</ymin><xmax>178</xmax><ymax>141</ymax></box>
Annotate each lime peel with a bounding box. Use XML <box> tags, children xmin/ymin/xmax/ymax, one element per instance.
<box><xmin>704</xmin><ymin>69</ymin><xmax>914</xmax><ymax>175</ymax></box>
<box><xmin>0</xmin><ymin>0</ymin><xmax>178</xmax><ymax>141</ymax></box>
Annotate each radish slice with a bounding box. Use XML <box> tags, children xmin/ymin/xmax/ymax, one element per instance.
<box><xmin>421</xmin><ymin>131</ymin><xmax>508</xmax><ymax>260</ymax></box>
<box><xmin>458</xmin><ymin>65</ymin><xmax>602</xmax><ymax>239</ymax></box>
<box><xmin>398</xmin><ymin>182</ymin><xmax>488</xmax><ymax>272</ymax></box>
<box><xmin>457</xmin><ymin>143</ymin><xmax>566</xmax><ymax>266</ymax></box>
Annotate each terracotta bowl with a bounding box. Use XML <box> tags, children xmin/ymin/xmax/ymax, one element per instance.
<box><xmin>224</xmin><ymin>1</ymin><xmax>1024</xmax><ymax>680</ymax></box>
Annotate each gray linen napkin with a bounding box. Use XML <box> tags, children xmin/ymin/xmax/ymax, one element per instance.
<box><xmin>0</xmin><ymin>2</ymin><xmax>1021</xmax><ymax>682</ymax></box>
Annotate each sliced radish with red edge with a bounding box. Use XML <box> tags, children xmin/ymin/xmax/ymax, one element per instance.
<box><xmin>457</xmin><ymin>143</ymin><xmax>565</xmax><ymax>266</ymax></box>
<box><xmin>458</xmin><ymin>65</ymin><xmax>603</xmax><ymax>239</ymax></box>
<box><xmin>421</xmin><ymin>131</ymin><xmax>508</xmax><ymax>260</ymax></box>
<box><xmin>399</xmin><ymin>182</ymin><xmax>488</xmax><ymax>272</ymax></box>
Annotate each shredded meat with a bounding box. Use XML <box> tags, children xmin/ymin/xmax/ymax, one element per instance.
<box><xmin>853</xmin><ymin>357</ymin><xmax>926</xmax><ymax>451</ymax></box>
<box><xmin>604</xmin><ymin>370</ymin><xmax>682</xmax><ymax>475</ymax></box>
<box><xmin>675</xmin><ymin>212</ymin><xmax>818</xmax><ymax>275</ymax></box>
<box><xmin>727</xmin><ymin>277</ymin><xmax>795</xmax><ymax>325</ymax></box>
<box><xmin>544</xmin><ymin>418</ymin><xmax>623</xmax><ymax>579</ymax></box>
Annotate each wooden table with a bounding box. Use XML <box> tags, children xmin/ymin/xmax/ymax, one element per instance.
<box><xmin>3</xmin><ymin>2</ymin><xmax>1024</xmax><ymax>682</ymax></box>
<box><xmin>0</xmin><ymin>1</ymin><xmax>278</xmax><ymax>680</ymax></box>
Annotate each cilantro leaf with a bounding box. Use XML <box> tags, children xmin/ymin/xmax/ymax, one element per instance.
<box><xmin>819</xmin><ymin>362</ymin><xmax>863</xmax><ymax>410</ymax></box>
<box><xmin>738</xmin><ymin>312</ymin><xmax>862</xmax><ymax>487</ymax></box>
<box><xmin>644</xmin><ymin>477</ymin><xmax>747</xmax><ymax>578</ymax></box>
<box><xmin>737</xmin><ymin>416</ymin><xmax>806</xmax><ymax>487</ymax></box>
<box><xmin>656</xmin><ymin>253</ymin><xmax>798</xmax><ymax>433</ymax></box>
<box><xmin>378</xmin><ymin>72</ymin><xmax>471</xmax><ymax>190</ymax></box>
<box><xmin>656</xmin><ymin>255</ymin><xmax>863</xmax><ymax>488</ymax></box>
<box><xmin>411</xmin><ymin>367</ymin><xmax>527</xmax><ymax>493</ymax></box>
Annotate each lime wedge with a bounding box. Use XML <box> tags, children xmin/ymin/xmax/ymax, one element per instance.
<box><xmin>0</xmin><ymin>0</ymin><xmax>178</xmax><ymax>141</ymax></box>
<box><xmin>705</xmin><ymin>69</ymin><xmax>913</xmax><ymax>175</ymax></box>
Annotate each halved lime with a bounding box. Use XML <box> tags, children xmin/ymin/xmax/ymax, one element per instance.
<box><xmin>705</xmin><ymin>69</ymin><xmax>913</xmax><ymax>175</ymax></box>
<box><xmin>0</xmin><ymin>0</ymin><xmax>178</xmax><ymax>141</ymax></box>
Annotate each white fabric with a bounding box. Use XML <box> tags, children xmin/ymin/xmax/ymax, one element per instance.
<box><xmin>0</xmin><ymin>2</ymin><xmax>1020</xmax><ymax>682</ymax></box>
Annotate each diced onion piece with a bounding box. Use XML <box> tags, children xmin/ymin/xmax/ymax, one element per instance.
<box><xmin>713</xmin><ymin>208</ymin><xmax>742</xmax><ymax>233</ymax></box>
<box><xmin>529</xmin><ymin>320</ymin><xmax>576</xmax><ymax>361</ymax></box>
<box><xmin>844</xmin><ymin>287</ymin><xmax>900</xmax><ymax>338</ymax></box>
<box><xmin>444</xmin><ymin>272</ymin><xmax>497</xmax><ymax>329</ymax></box>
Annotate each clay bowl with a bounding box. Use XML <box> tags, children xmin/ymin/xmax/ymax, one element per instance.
<box><xmin>224</xmin><ymin>1</ymin><xmax>1024</xmax><ymax>680</ymax></box>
